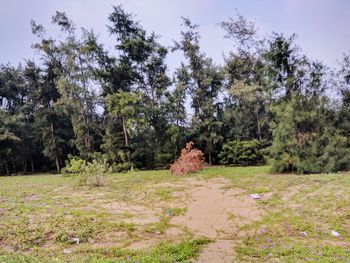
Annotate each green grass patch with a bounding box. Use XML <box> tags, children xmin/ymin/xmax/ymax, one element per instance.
<box><xmin>0</xmin><ymin>238</ymin><xmax>211</xmax><ymax>263</ymax></box>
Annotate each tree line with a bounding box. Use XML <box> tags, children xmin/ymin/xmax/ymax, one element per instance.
<box><xmin>1</xmin><ymin>6</ymin><xmax>350</xmax><ymax>175</ymax></box>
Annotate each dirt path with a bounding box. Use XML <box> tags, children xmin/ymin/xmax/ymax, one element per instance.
<box><xmin>195</xmin><ymin>240</ymin><xmax>236</xmax><ymax>262</ymax></box>
<box><xmin>100</xmin><ymin>177</ymin><xmax>265</xmax><ymax>261</ymax></box>
<box><xmin>170</xmin><ymin>178</ymin><xmax>264</xmax><ymax>262</ymax></box>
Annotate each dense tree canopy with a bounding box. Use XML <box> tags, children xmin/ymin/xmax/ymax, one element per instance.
<box><xmin>1</xmin><ymin>5</ymin><xmax>350</xmax><ymax>175</ymax></box>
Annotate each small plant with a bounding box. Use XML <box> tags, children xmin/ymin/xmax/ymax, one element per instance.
<box><xmin>110</xmin><ymin>161</ymin><xmax>134</xmax><ymax>173</ymax></box>
<box><xmin>170</xmin><ymin>141</ymin><xmax>204</xmax><ymax>175</ymax></box>
<box><xmin>218</xmin><ymin>140</ymin><xmax>265</xmax><ymax>166</ymax></box>
<box><xmin>61</xmin><ymin>154</ymin><xmax>85</xmax><ymax>176</ymax></box>
<box><xmin>55</xmin><ymin>215</ymin><xmax>96</xmax><ymax>244</ymax></box>
<box><xmin>79</xmin><ymin>159</ymin><xmax>111</xmax><ymax>187</ymax></box>
<box><xmin>155</xmin><ymin>188</ymin><xmax>172</xmax><ymax>201</ymax></box>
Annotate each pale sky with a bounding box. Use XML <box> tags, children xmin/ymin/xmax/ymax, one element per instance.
<box><xmin>0</xmin><ymin>0</ymin><xmax>349</xmax><ymax>71</ymax></box>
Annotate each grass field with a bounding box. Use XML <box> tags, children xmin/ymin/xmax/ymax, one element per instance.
<box><xmin>1</xmin><ymin>166</ymin><xmax>350</xmax><ymax>262</ymax></box>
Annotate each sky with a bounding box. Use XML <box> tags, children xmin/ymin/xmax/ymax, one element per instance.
<box><xmin>0</xmin><ymin>0</ymin><xmax>349</xmax><ymax>72</ymax></box>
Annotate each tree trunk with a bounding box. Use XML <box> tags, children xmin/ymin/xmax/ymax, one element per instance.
<box><xmin>12</xmin><ymin>161</ymin><xmax>16</xmax><ymax>174</ymax></box>
<box><xmin>50</xmin><ymin>119</ymin><xmax>60</xmax><ymax>173</ymax></box>
<box><xmin>86</xmin><ymin>128</ymin><xmax>91</xmax><ymax>152</ymax></box>
<box><xmin>122</xmin><ymin>115</ymin><xmax>128</xmax><ymax>147</ymax></box>
<box><xmin>208</xmin><ymin>151</ymin><xmax>212</xmax><ymax>165</ymax></box>
<box><xmin>30</xmin><ymin>156</ymin><xmax>35</xmax><ymax>173</ymax></box>
<box><xmin>5</xmin><ymin>162</ymin><xmax>10</xmax><ymax>176</ymax></box>
<box><xmin>55</xmin><ymin>156</ymin><xmax>61</xmax><ymax>173</ymax></box>
<box><xmin>23</xmin><ymin>160</ymin><xmax>27</xmax><ymax>174</ymax></box>
<box><xmin>256</xmin><ymin>108</ymin><xmax>262</xmax><ymax>142</ymax></box>
<box><xmin>122</xmin><ymin>115</ymin><xmax>130</xmax><ymax>161</ymax></box>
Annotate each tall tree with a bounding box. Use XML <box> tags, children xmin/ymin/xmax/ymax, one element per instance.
<box><xmin>95</xmin><ymin>5</ymin><xmax>172</xmax><ymax>168</ymax></box>
<box><xmin>174</xmin><ymin>18</ymin><xmax>223</xmax><ymax>164</ymax></box>
<box><xmin>337</xmin><ymin>53</ymin><xmax>350</xmax><ymax>138</ymax></box>
<box><xmin>31</xmin><ymin>20</ymin><xmax>74</xmax><ymax>172</ymax></box>
<box><xmin>52</xmin><ymin>11</ymin><xmax>101</xmax><ymax>159</ymax></box>
<box><xmin>267</xmin><ymin>41</ymin><xmax>349</xmax><ymax>173</ymax></box>
<box><xmin>165</xmin><ymin>65</ymin><xmax>188</xmax><ymax>158</ymax></box>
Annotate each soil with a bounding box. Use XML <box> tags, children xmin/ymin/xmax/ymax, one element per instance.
<box><xmin>101</xmin><ymin>177</ymin><xmax>265</xmax><ymax>261</ymax></box>
<box><xmin>170</xmin><ymin>177</ymin><xmax>264</xmax><ymax>262</ymax></box>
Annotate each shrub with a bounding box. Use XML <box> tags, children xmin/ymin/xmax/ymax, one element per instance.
<box><xmin>155</xmin><ymin>152</ymin><xmax>174</xmax><ymax>168</ymax></box>
<box><xmin>79</xmin><ymin>160</ymin><xmax>111</xmax><ymax>187</ymax></box>
<box><xmin>170</xmin><ymin>141</ymin><xmax>204</xmax><ymax>175</ymax></box>
<box><xmin>271</xmin><ymin>131</ymin><xmax>350</xmax><ymax>174</ymax></box>
<box><xmin>61</xmin><ymin>155</ymin><xmax>85</xmax><ymax>176</ymax></box>
<box><xmin>110</xmin><ymin>162</ymin><xmax>134</xmax><ymax>173</ymax></box>
<box><xmin>218</xmin><ymin>140</ymin><xmax>265</xmax><ymax>166</ymax></box>
<box><xmin>87</xmin><ymin>152</ymin><xmax>106</xmax><ymax>162</ymax></box>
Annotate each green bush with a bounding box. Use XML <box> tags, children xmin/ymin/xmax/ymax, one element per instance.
<box><xmin>271</xmin><ymin>131</ymin><xmax>350</xmax><ymax>174</ymax></box>
<box><xmin>79</xmin><ymin>160</ymin><xmax>111</xmax><ymax>187</ymax></box>
<box><xmin>155</xmin><ymin>152</ymin><xmax>174</xmax><ymax>168</ymax></box>
<box><xmin>61</xmin><ymin>154</ymin><xmax>85</xmax><ymax>176</ymax></box>
<box><xmin>218</xmin><ymin>140</ymin><xmax>265</xmax><ymax>166</ymax></box>
<box><xmin>110</xmin><ymin>162</ymin><xmax>134</xmax><ymax>173</ymax></box>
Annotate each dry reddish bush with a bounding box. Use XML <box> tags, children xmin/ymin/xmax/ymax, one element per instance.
<box><xmin>170</xmin><ymin>141</ymin><xmax>204</xmax><ymax>175</ymax></box>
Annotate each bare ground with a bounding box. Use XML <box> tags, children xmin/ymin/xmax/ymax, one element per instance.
<box><xmin>166</xmin><ymin>177</ymin><xmax>263</xmax><ymax>262</ymax></box>
<box><xmin>95</xmin><ymin>177</ymin><xmax>264</xmax><ymax>261</ymax></box>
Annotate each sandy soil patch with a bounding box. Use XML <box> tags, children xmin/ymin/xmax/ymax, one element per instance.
<box><xmin>195</xmin><ymin>240</ymin><xmax>236</xmax><ymax>263</ymax></box>
<box><xmin>127</xmin><ymin>239</ymin><xmax>158</xmax><ymax>250</ymax></box>
<box><xmin>94</xmin><ymin>177</ymin><xmax>264</xmax><ymax>261</ymax></box>
<box><xmin>172</xmin><ymin>178</ymin><xmax>262</xmax><ymax>237</ymax></box>
<box><xmin>169</xmin><ymin>177</ymin><xmax>263</xmax><ymax>262</ymax></box>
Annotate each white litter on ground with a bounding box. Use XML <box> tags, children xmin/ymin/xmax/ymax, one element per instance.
<box><xmin>331</xmin><ymin>230</ymin><xmax>340</xmax><ymax>237</ymax></box>
<box><xmin>63</xmin><ymin>249</ymin><xmax>72</xmax><ymax>255</ymax></box>
<box><xmin>300</xmin><ymin>231</ymin><xmax>308</xmax><ymax>236</ymax></box>
<box><xmin>249</xmin><ymin>193</ymin><xmax>261</xmax><ymax>199</ymax></box>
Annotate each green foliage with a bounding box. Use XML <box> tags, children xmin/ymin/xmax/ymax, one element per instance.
<box><xmin>107</xmin><ymin>91</ymin><xmax>141</xmax><ymax>149</ymax></box>
<box><xmin>218</xmin><ymin>139</ymin><xmax>265</xmax><ymax>166</ymax></box>
<box><xmin>155</xmin><ymin>188</ymin><xmax>172</xmax><ymax>201</ymax></box>
<box><xmin>175</xmin><ymin>18</ymin><xmax>224</xmax><ymax>164</ymax></box>
<box><xmin>55</xmin><ymin>215</ymin><xmax>96</xmax><ymax>244</ymax></box>
<box><xmin>79</xmin><ymin>160</ymin><xmax>111</xmax><ymax>187</ymax></box>
<box><xmin>61</xmin><ymin>154</ymin><xmax>85</xmax><ymax>176</ymax></box>
<box><xmin>2</xmin><ymin>6</ymin><xmax>350</xmax><ymax>176</ymax></box>
<box><xmin>317</xmin><ymin>131</ymin><xmax>350</xmax><ymax>173</ymax></box>
<box><xmin>269</xmin><ymin>95</ymin><xmax>350</xmax><ymax>174</ymax></box>
<box><xmin>110</xmin><ymin>161</ymin><xmax>134</xmax><ymax>173</ymax></box>
<box><xmin>0</xmin><ymin>238</ymin><xmax>210</xmax><ymax>263</ymax></box>
<box><xmin>154</xmin><ymin>152</ymin><xmax>174</xmax><ymax>168</ymax></box>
